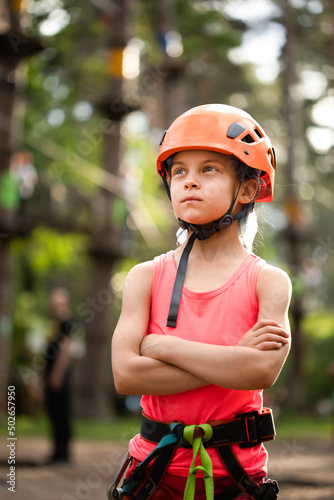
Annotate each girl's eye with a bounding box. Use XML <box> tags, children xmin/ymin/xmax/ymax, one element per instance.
<box><xmin>204</xmin><ymin>166</ymin><xmax>216</xmax><ymax>172</ymax></box>
<box><xmin>172</xmin><ymin>168</ymin><xmax>185</xmax><ymax>176</ymax></box>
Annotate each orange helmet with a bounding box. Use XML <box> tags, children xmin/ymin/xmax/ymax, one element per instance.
<box><xmin>157</xmin><ymin>104</ymin><xmax>275</xmax><ymax>202</ymax></box>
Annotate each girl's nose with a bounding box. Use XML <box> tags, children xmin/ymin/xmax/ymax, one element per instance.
<box><xmin>184</xmin><ymin>174</ymin><xmax>199</xmax><ymax>189</ymax></box>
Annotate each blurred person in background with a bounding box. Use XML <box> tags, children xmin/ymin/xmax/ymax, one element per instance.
<box><xmin>44</xmin><ymin>287</ymin><xmax>73</xmax><ymax>464</ymax></box>
<box><xmin>10</xmin><ymin>150</ymin><xmax>38</xmax><ymax>214</ymax></box>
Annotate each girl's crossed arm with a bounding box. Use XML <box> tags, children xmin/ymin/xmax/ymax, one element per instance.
<box><xmin>112</xmin><ymin>262</ymin><xmax>208</xmax><ymax>396</ymax></box>
<box><xmin>140</xmin><ymin>265</ymin><xmax>292</xmax><ymax>391</ymax></box>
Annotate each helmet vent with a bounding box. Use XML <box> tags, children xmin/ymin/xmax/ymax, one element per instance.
<box><xmin>241</xmin><ymin>134</ymin><xmax>255</xmax><ymax>144</ymax></box>
<box><xmin>254</xmin><ymin>128</ymin><xmax>263</xmax><ymax>139</ymax></box>
<box><xmin>272</xmin><ymin>147</ymin><xmax>276</xmax><ymax>169</ymax></box>
<box><xmin>268</xmin><ymin>148</ymin><xmax>276</xmax><ymax>169</ymax></box>
<box><xmin>159</xmin><ymin>130</ymin><xmax>167</xmax><ymax>146</ymax></box>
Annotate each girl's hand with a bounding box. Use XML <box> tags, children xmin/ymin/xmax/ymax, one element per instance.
<box><xmin>237</xmin><ymin>319</ymin><xmax>290</xmax><ymax>350</ymax></box>
<box><xmin>140</xmin><ymin>334</ymin><xmax>175</xmax><ymax>360</ymax></box>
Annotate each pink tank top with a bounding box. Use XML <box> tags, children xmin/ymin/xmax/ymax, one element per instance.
<box><xmin>129</xmin><ymin>251</ymin><xmax>268</xmax><ymax>477</ymax></box>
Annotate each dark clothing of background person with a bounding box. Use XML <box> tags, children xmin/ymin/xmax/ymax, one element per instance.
<box><xmin>44</xmin><ymin>317</ymin><xmax>73</xmax><ymax>463</ymax></box>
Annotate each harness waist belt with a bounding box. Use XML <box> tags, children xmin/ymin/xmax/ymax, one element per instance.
<box><xmin>141</xmin><ymin>408</ymin><xmax>275</xmax><ymax>449</ymax></box>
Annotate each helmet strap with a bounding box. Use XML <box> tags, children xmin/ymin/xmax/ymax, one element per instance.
<box><xmin>159</xmin><ymin>168</ymin><xmax>172</xmax><ymax>201</ymax></box>
<box><xmin>167</xmin><ymin>231</ymin><xmax>197</xmax><ymax>327</ymax></box>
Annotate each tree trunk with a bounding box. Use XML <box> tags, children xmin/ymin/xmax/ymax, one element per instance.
<box><xmin>281</xmin><ymin>0</ymin><xmax>305</xmax><ymax>411</ymax></box>
<box><xmin>76</xmin><ymin>0</ymin><xmax>132</xmax><ymax>419</ymax></box>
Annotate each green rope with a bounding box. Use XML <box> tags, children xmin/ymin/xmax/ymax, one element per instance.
<box><xmin>183</xmin><ymin>424</ymin><xmax>214</xmax><ymax>500</ymax></box>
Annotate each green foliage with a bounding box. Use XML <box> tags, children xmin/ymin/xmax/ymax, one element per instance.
<box><xmin>1</xmin><ymin>414</ymin><xmax>141</xmax><ymax>441</ymax></box>
<box><xmin>302</xmin><ymin>311</ymin><xmax>334</xmax><ymax>404</ymax></box>
<box><xmin>274</xmin><ymin>412</ymin><xmax>332</xmax><ymax>440</ymax></box>
<box><xmin>304</xmin><ymin>311</ymin><xmax>334</xmax><ymax>340</ymax></box>
<box><xmin>0</xmin><ymin>172</ymin><xmax>20</xmax><ymax>209</ymax></box>
<box><xmin>174</xmin><ymin>0</ymin><xmax>242</xmax><ymax>55</ymax></box>
<box><xmin>12</xmin><ymin>227</ymin><xmax>89</xmax><ymax>280</ymax></box>
<box><xmin>269</xmin><ymin>310</ymin><xmax>334</xmax><ymax>409</ymax></box>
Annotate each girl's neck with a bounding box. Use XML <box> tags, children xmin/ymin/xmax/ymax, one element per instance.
<box><xmin>186</xmin><ymin>224</ymin><xmax>249</xmax><ymax>261</ymax></box>
<box><xmin>173</xmin><ymin>225</ymin><xmax>251</xmax><ymax>293</ymax></box>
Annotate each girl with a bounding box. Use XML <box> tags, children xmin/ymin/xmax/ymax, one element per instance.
<box><xmin>111</xmin><ymin>104</ymin><xmax>291</xmax><ymax>500</ymax></box>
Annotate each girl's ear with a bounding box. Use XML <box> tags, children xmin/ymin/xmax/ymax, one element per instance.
<box><xmin>239</xmin><ymin>178</ymin><xmax>259</xmax><ymax>204</ymax></box>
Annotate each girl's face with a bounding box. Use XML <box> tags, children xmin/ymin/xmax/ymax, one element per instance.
<box><xmin>169</xmin><ymin>150</ymin><xmax>240</xmax><ymax>226</ymax></box>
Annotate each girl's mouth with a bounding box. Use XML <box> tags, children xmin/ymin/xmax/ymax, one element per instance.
<box><xmin>182</xmin><ymin>196</ymin><xmax>202</xmax><ymax>203</ymax></box>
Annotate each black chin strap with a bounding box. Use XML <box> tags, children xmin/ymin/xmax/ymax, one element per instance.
<box><xmin>178</xmin><ymin>205</ymin><xmax>250</xmax><ymax>241</ymax></box>
<box><xmin>167</xmin><ymin>232</ymin><xmax>197</xmax><ymax>328</ymax></box>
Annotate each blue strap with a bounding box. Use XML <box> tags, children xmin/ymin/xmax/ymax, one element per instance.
<box><xmin>122</xmin><ymin>423</ymin><xmax>183</xmax><ymax>492</ymax></box>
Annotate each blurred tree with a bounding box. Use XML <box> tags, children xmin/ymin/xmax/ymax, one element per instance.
<box><xmin>76</xmin><ymin>0</ymin><xmax>134</xmax><ymax>419</ymax></box>
<box><xmin>276</xmin><ymin>0</ymin><xmax>334</xmax><ymax>409</ymax></box>
<box><xmin>0</xmin><ymin>0</ymin><xmax>43</xmax><ymax>415</ymax></box>
<box><xmin>279</xmin><ymin>0</ymin><xmax>306</xmax><ymax>411</ymax></box>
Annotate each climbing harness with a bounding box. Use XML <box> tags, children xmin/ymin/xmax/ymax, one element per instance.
<box><xmin>107</xmin><ymin>409</ymin><xmax>279</xmax><ymax>500</ymax></box>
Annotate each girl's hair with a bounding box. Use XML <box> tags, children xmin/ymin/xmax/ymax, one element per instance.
<box><xmin>238</xmin><ymin>209</ymin><xmax>258</xmax><ymax>252</ymax></box>
<box><xmin>230</xmin><ymin>156</ymin><xmax>261</xmax><ymax>252</ymax></box>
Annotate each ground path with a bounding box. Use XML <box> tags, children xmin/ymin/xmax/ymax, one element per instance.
<box><xmin>1</xmin><ymin>436</ymin><xmax>333</xmax><ymax>500</ymax></box>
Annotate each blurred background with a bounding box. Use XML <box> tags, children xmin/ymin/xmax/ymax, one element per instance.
<box><xmin>0</xmin><ymin>0</ymin><xmax>334</xmax><ymax>438</ymax></box>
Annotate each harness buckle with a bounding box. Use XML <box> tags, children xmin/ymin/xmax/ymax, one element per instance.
<box><xmin>142</xmin><ymin>477</ymin><xmax>156</xmax><ymax>496</ymax></box>
<box><xmin>237</xmin><ymin>411</ymin><xmax>262</xmax><ymax>448</ymax></box>
<box><xmin>238</xmin><ymin>473</ymin><xmax>252</xmax><ymax>491</ymax></box>
<box><xmin>261</xmin><ymin>480</ymin><xmax>279</xmax><ymax>499</ymax></box>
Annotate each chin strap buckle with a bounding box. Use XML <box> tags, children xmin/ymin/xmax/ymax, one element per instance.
<box><xmin>218</xmin><ymin>215</ymin><xmax>232</xmax><ymax>230</ymax></box>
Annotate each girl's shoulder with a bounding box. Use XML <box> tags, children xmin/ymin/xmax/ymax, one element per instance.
<box><xmin>128</xmin><ymin>260</ymin><xmax>154</xmax><ymax>277</ymax></box>
<box><xmin>124</xmin><ymin>260</ymin><xmax>155</xmax><ymax>296</ymax></box>
<box><xmin>126</xmin><ymin>251</ymin><xmax>174</xmax><ymax>282</ymax></box>
<box><xmin>257</xmin><ymin>263</ymin><xmax>292</xmax><ymax>304</ymax></box>
<box><xmin>258</xmin><ymin>262</ymin><xmax>291</xmax><ymax>283</ymax></box>
<box><xmin>125</xmin><ymin>252</ymin><xmax>178</xmax><ymax>300</ymax></box>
